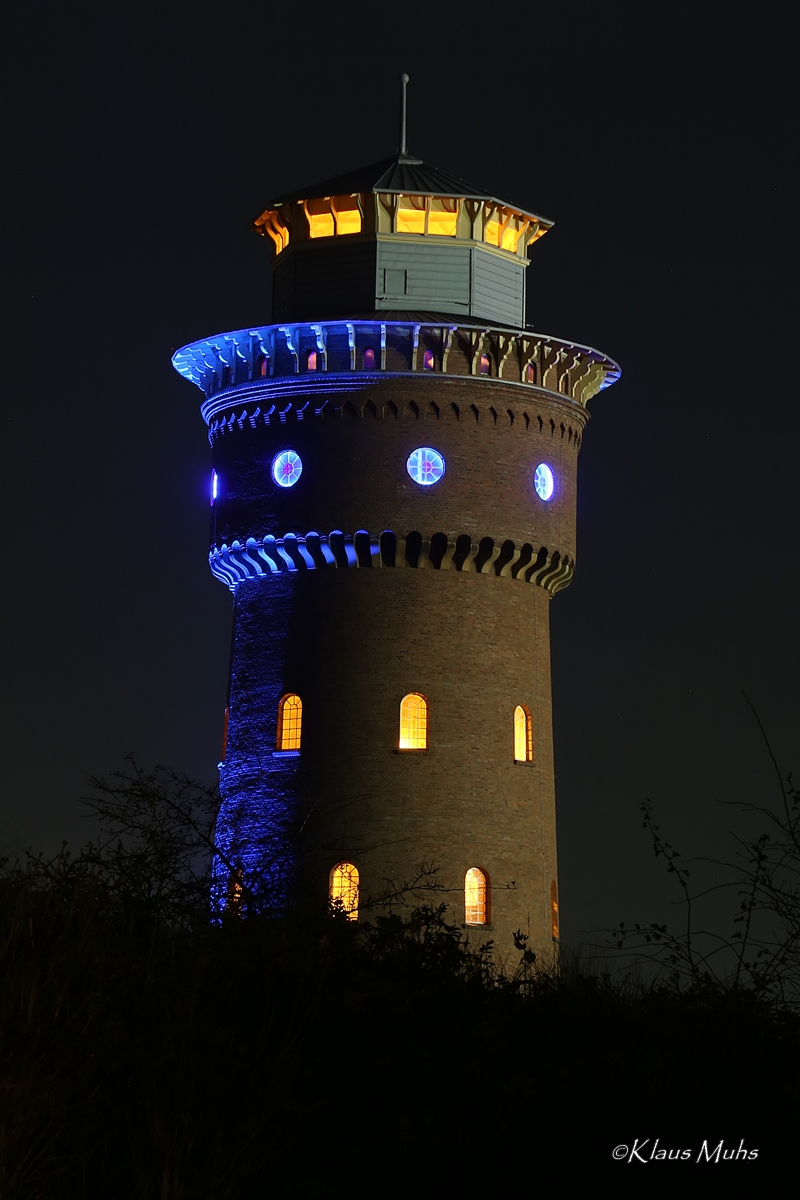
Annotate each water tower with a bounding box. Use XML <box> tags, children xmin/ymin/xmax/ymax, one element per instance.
<box><xmin>172</xmin><ymin>79</ymin><xmax>620</xmax><ymax>955</ymax></box>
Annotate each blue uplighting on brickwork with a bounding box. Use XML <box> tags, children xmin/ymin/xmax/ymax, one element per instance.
<box><xmin>210</xmin><ymin>574</ymin><xmax>305</xmax><ymax>917</ymax></box>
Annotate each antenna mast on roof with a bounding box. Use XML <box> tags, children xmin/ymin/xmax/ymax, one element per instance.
<box><xmin>399</xmin><ymin>73</ymin><xmax>409</xmax><ymax>157</ymax></box>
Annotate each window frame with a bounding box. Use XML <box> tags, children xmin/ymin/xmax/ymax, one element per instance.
<box><xmin>465</xmin><ymin>867</ymin><xmax>489</xmax><ymax>926</ymax></box>
<box><xmin>514</xmin><ymin>704</ymin><xmax>533</xmax><ymax>763</ymax></box>
<box><xmin>276</xmin><ymin>692</ymin><xmax>302</xmax><ymax>752</ymax></box>
<box><xmin>398</xmin><ymin>692</ymin><xmax>428</xmax><ymax>751</ymax></box>
<box><xmin>329</xmin><ymin>861</ymin><xmax>359</xmax><ymax>921</ymax></box>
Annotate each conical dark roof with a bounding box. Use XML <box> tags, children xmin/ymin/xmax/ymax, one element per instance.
<box><xmin>264</xmin><ymin>154</ymin><xmax>551</xmax><ymax>224</ymax></box>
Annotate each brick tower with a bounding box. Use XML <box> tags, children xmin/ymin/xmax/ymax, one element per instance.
<box><xmin>173</xmin><ymin>81</ymin><xmax>619</xmax><ymax>956</ymax></box>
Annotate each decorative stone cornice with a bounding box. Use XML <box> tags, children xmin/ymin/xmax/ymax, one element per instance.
<box><xmin>204</xmin><ymin>382</ymin><xmax>586</xmax><ymax>449</ymax></box>
<box><xmin>172</xmin><ymin>320</ymin><xmax>620</xmax><ymax>423</ymax></box>
<box><xmin>209</xmin><ymin>529</ymin><xmax>574</xmax><ymax>595</ymax></box>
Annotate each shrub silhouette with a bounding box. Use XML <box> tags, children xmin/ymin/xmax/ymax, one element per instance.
<box><xmin>2</xmin><ymin>754</ymin><xmax>800</xmax><ymax>1194</ymax></box>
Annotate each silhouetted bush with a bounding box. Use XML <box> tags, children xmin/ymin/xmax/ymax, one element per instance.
<box><xmin>612</xmin><ymin>705</ymin><xmax>800</xmax><ymax>1008</ymax></box>
<box><xmin>3</xmin><ymin>753</ymin><xmax>799</xmax><ymax>1195</ymax></box>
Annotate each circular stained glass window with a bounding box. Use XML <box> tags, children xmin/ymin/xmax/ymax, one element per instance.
<box><xmin>272</xmin><ymin>450</ymin><xmax>303</xmax><ymax>488</ymax></box>
<box><xmin>407</xmin><ymin>447</ymin><xmax>445</xmax><ymax>486</ymax></box>
<box><xmin>534</xmin><ymin>463</ymin><xmax>555</xmax><ymax>501</ymax></box>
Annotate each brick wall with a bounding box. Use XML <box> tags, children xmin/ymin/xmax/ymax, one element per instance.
<box><xmin>211</xmin><ymin>376</ymin><xmax>585</xmax><ymax>564</ymax></box>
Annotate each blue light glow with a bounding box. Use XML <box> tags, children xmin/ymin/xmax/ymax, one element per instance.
<box><xmin>211</xmin><ymin>470</ymin><xmax>218</xmax><ymax>503</ymax></box>
<box><xmin>407</xmin><ymin>447</ymin><xmax>445</xmax><ymax>486</ymax></box>
<box><xmin>534</xmin><ymin>463</ymin><xmax>555</xmax><ymax>501</ymax></box>
<box><xmin>272</xmin><ymin>450</ymin><xmax>303</xmax><ymax>488</ymax></box>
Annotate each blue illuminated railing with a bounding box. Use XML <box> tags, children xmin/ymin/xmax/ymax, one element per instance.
<box><xmin>172</xmin><ymin>319</ymin><xmax>620</xmax><ymax>419</ymax></box>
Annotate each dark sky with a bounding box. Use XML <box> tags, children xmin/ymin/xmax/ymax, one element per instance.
<box><xmin>3</xmin><ymin>1</ymin><xmax>798</xmax><ymax>947</ymax></box>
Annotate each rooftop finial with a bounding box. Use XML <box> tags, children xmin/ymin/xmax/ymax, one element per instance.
<box><xmin>399</xmin><ymin>73</ymin><xmax>409</xmax><ymax>157</ymax></box>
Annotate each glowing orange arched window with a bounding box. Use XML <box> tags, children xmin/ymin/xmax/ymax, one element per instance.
<box><xmin>525</xmin><ymin>362</ymin><xmax>536</xmax><ymax>384</ymax></box>
<box><xmin>363</xmin><ymin>347</ymin><xmax>376</xmax><ymax>370</ymax></box>
<box><xmin>479</xmin><ymin>353</ymin><xmax>490</xmax><ymax>375</ymax></box>
<box><xmin>399</xmin><ymin>693</ymin><xmax>428</xmax><ymax>750</ymax></box>
<box><xmin>330</xmin><ymin>862</ymin><xmax>359</xmax><ymax>920</ymax></box>
<box><xmin>422</xmin><ymin>348</ymin><xmax>435</xmax><ymax>371</ymax></box>
<box><xmin>514</xmin><ymin>705</ymin><xmax>533</xmax><ymax>762</ymax></box>
<box><xmin>465</xmin><ymin>868</ymin><xmax>488</xmax><ymax>926</ymax></box>
<box><xmin>551</xmin><ymin>879</ymin><xmax>560</xmax><ymax>939</ymax></box>
<box><xmin>277</xmin><ymin>693</ymin><xmax>302</xmax><ymax>751</ymax></box>
<box><xmin>226</xmin><ymin>865</ymin><xmax>243</xmax><ymax>915</ymax></box>
<box><xmin>307</xmin><ymin>350</ymin><xmax>317</xmax><ymax>371</ymax></box>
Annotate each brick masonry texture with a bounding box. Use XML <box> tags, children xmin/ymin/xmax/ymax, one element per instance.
<box><xmin>222</xmin><ymin>565</ymin><xmax>558</xmax><ymax>962</ymax></box>
<box><xmin>217</xmin><ymin>373</ymin><xmax>581</xmax><ymax>962</ymax></box>
<box><xmin>211</xmin><ymin>376</ymin><xmax>586</xmax><ymax>563</ymax></box>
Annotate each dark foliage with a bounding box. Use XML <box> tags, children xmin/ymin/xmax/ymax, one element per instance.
<box><xmin>3</xmin><ymin>756</ymin><xmax>799</xmax><ymax>1195</ymax></box>
<box><xmin>1</xmin><ymin>861</ymin><xmax>797</xmax><ymax>1194</ymax></box>
<box><xmin>612</xmin><ymin>703</ymin><xmax>800</xmax><ymax>1006</ymax></box>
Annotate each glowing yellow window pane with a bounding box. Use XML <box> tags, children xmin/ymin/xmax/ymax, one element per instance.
<box><xmin>427</xmin><ymin>210</ymin><xmax>457</xmax><ymax>236</ymax></box>
<box><xmin>484</xmin><ymin>219</ymin><xmax>501</xmax><ymax>246</ymax></box>
<box><xmin>309</xmin><ymin>212</ymin><xmax>335</xmax><ymax>238</ymax></box>
<box><xmin>513</xmin><ymin>705</ymin><xmax>532</xmax><ymax>763</ymax></box>
<box><xmin>262</xmin><ymin>211</ymin><xmax>289</xmax><ymax>254</ymax></box>
<box><xmin>330</xmin><ymin>862</ymin><xmax>359</xmax><ymax>920</ymax></box>
<box><xmin>514</xmin><ymin>705</ymin><xmax>527</xmax><ymax>762</ymax></box>
<box><xmin>278</xmin><ymin>693</ymin><xmax>302</xmax><ymax>750</ymax></box>
<box><xmin>227</xmin><ymin>867</ymin><xmax>244</xmax><ymax>914</ymax></box>
<box><xmin>399</xmin><ymin>692</ymin><xmax>427</xmax><ymax>749</ymax></box>
<box><xmin>465</xmin><ymin>868</ymin><xmax>487</xmax><ymax>925</ymax></box>
<box><xmin>551</xmin><ymin>879</ymin><xmax>559</xmax><ymax>938</ymax></box>
<box><xmin>501</xmin><ymin>225</ymin><xmax>521</xmax><ymax>252</ymax></box>
<box><xmin>336</xmin><ymin>208</ymin><xmax>361</xmax><ymax>234</ymax></box>
<box><xmin>397</xmin><ymin>200</ymin><xmax>426</xmax><ymax>234</ymax></box>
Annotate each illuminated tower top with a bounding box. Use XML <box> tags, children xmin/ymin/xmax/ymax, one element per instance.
<box><xmin>253</xmin><ymin>85</ymin><xmax>552</xmax><ymax>328</ymax></box>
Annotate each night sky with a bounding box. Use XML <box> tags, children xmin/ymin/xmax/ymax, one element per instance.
<box><xmin>4</xmin><ymin>2</ymin><xmax>798</xmax><ymax>948</ymax></box>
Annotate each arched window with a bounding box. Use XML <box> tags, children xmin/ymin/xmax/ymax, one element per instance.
<box><xmin>226</xmin><ymin>865</ymin><xmax>243</xmax><ymax>915</ymax></box>
<box><xmin>422</xmin><ymin>348</ymin><xmax>435</xmax><ymax>371</ymax></box>
<box><xmin>259</xmin><ymin>356</ymin><xmax>269</xmax><ymax>377</ymax></box>
<box><xmin>514</xmin><ymin>705</ymin><xmax>533</xmax><ymax>762</ymax></box>
<box><xmin>307</xmin><ymin>350</ymin><xmax>318</xmax><ymax>371</ymax></box>
<box><xmin>551</xmin><ymin>879</ymin><xmax>560</xmax><ymax>940</ymax></box>
<box><xmin>363</xmin><ymin>347</ymin><xmax>376</xmax><ymax>370</ymax></box>
<box><xmin>277</xmin><ymin>693</ymin><xmax>302</xmax><ymax>751</ymax></box>
<box><xmin>465</xmin><ymin>868</ymin><xmax>488</xmax><ymax>925</ymax></box>
<box><xmin>399</xmin><ymin>693</ymin><xmax>428</xmax><ymax>750</ymax></box>
<box><xmin>525</xmin><ymin>362</ymin><xmax>536</xmax><ymax>384</ymax></box>
<box><xmin>330</xmin><ymin>862</ymin><xmax>359</xmax><ymax>920</ymax></box>
<box><xmin>479</xmin><ymin>353</ymin><xmax>490</xmax><ymax>375</ymax></box>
